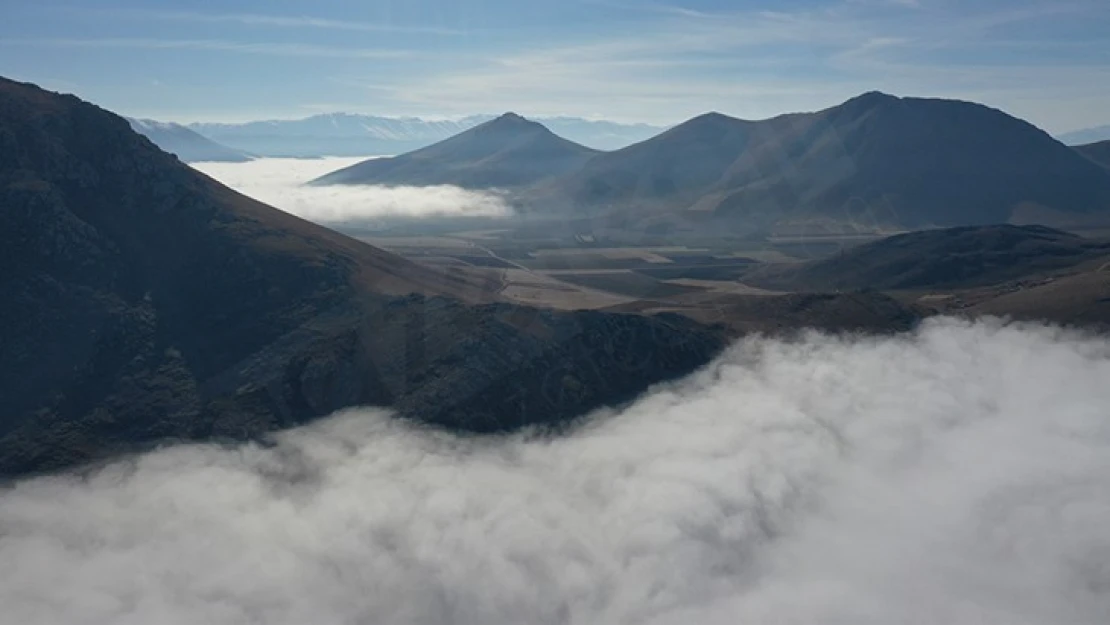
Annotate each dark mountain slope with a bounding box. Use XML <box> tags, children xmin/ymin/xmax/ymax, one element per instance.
<box><xmin>0</xmin><ymin>78</ymin><xmax>726</xmax><ymax>477</ymax></box>
<box><xmin>126</xmin><ymin>118</ymin><xmax>255</xmax><ymax>162</ymax></box>
<box><xmin>1076</xmin><ymin>140</ymin><xmax>1110</xmax><ymax>170</ymax></box>
<box><xmin>311</xmin><ymin>113</ymin><xmax>599</xmax><ymax>189</ymax></box>
<box><xmin>742</xmin><ymin>224</ymin><xmax>1110</xmax><ymax>292</ymax></box>
<box><xmin>546</xmin><ymin>93</ymin><xmax>1110</xmax><ymax>231</ymax></box>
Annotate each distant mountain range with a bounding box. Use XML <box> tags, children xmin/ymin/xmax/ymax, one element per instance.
<box><xmin>186</xmin><ymin>113</ymin><xmax>664</xmax><ymax>156</ymax></box>
<box><xmin>311</xmin><ymin>113</ymin><xmax>599</xmax><ymax>188</ymax></box>
<box><xmin>1057</xmin><ymin>124</ymin><xmax>1110</xmax><ymax>146</ymax></box>
<box><xmin>316</xmin><ymin>92</ymin><xmax>1110</xmax><ymax>233</ymax></box>
<box><xmin>126</xmin><ymin>118</ymin><xmax>254</xmax><ymax>163</ymax></box>
<box><xmin>1076</xmin><ymin>140</ymin><xmax>1110</xmax><ymax>170</ymax></box>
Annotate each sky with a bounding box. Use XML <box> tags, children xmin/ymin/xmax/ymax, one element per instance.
<box><xmin>1</xmin><ymin>0</ymin><xmax>1109</xmax><ymax>133</ymax></box>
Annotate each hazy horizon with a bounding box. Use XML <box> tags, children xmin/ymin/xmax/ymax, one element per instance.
<box><xmin>3</xmin><ymin>1</ymin><xmax>1108</xmax><ymax>133</ymax></box>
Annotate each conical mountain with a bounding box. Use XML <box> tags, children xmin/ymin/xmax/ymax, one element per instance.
<box><xmin>311</xmin><ymin>112</ymin><xmax>599</xmax><ymax>189</ymax></box>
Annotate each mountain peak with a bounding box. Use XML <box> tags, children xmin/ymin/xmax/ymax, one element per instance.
<box><xmin>855</xmin><ymin>90</ymin><xmax>898</xmax><ymax>101</ymax></box>
<box><xmin>467</xmin><ymin>111</ymin><xmax>552</xmax><ymax>138</ymax></box>
<box><xmin>840</xmin><ymin>90</ymin><xmax>900</xmax><ymax>111</ymax></box>
<box><xmin>311</xmin><ymin>109</ymin><xmax>598</xmax><ymax>188</ymax></box>
<box><xmin>486</xmin><ymin>112</ymin><xmax>538</xmax><ymax>129</ymax></box>
<box><xmin>687</xmin><ymin>111</ymin><xmax>742</xmax><ymax>125</ymax></box>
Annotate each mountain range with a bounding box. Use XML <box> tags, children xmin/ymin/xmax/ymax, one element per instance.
<box><xmin>127</xmin><ymin>118</ymin><xmax>254</xmax><ymax>162</ymax></box>
<box><xmin>1076</xmin><ymin>140</ymin><xmax>1110</xmax><ymax>170</ymax></box>
<box><xmin>7</xmin><ymin>74</ymin><xmax>1110</xmax><ymax>479</ymax></box>
<box><xmin>186</xmin><ymin>113</ymin><xmax>664</xmax><ymax>157</ymax></box>
<box><xmin>1057</xmin><ymin>124</ymin><xmax>1110</xmax><ymax>146</ymax></box>
<box><xmin>317</xmin><ymin>92</ymin><xmax>1110</xmax><ymax>234</ymax></box>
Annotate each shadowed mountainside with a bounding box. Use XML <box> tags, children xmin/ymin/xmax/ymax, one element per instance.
<box><xmin>0</xmin><ymin>78</ymin><xmax>728</xmax><ymax>477</ymax></box>
<box><xmin>311</xmin><ymin>113</ymin><xmax>599</xmax><ymax>189</ymax></box>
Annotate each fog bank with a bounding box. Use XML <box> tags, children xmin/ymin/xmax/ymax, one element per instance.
<box><xmin>191</xmin><ymin>157</ymin><xmax>511</xmax><ymax>223</ymax></box>
<box><xmin>3</xmin><ymin>318</ymin><xmax>1110</xmax><ymax>624</ymax></box>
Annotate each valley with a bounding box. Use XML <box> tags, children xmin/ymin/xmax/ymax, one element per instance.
<box><xmin>344</xmin><ymin>221</ymin><xmax>1110</xmax><ymax>334</ymax></box>
<box><xmin>346</xmin><ymin>226</ymin><xmax>864</xmax><ymax>310</ymax></box>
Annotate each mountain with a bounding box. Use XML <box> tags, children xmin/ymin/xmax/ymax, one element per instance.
<box><xmin>1076</xmin><ymin>140</ymin><xmax>1110</xmax><ymax>170</ymax></box>
<box><xmin>126</xmin><ymin>118</ymin><xmax>254</xmax><ymax>162</ymax></box>
<box><xmin>311</xmin><ymin>113</ymin><xmax>600</xmax><ymax>189</ymax></box>
<box><xmin>541</xmin><ymin>92</ymin><xmax>1110</xmax><ymax>233</ymax></box>
<box><xmin>742</xmin><ymin>225</ymin><xmax>1110</xmax><ymax>292</ymax></box>
<box><xmin>1057</xmin><ymin>124</ymin><xmax>1110</xmax><ymax>146</ymax></box>
<box><xmin>188</xmin><ymin>113</ymin><xmax>663</xmax><ymax>157</ymax></box>
<box><xmin>0</xmin><ymin>77</ymin><xmax>727</xmax><ymax>477</ymax></box>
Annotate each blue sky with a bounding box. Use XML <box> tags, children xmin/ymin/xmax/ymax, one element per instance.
<box><xmin>1</xmin><ymin>0</ymin><xmax>1108</xmax><ymax>133</ymax></box>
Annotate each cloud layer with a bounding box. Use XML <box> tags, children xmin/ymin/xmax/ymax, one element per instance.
<box><xmin>3</xmin><ymin>318</ymin><xmax>1110</xmax><ymax>624</ymax></box>
<box><xmin>192</xmin><ymin>157</ymin><xmax>511</xmax><ymax>224</ymax></box>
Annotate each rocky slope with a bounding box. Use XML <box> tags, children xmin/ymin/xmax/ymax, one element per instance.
<box><xmin>0</xmin><ymin>77</ymin><xmax>725</xmax><ymax>477</ymax></box>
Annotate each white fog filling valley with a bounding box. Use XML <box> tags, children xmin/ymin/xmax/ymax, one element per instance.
<box><xmin>191</xmin><ymin>157</ymin><xmax>512</xmax><ymax>223</ymax></box>
<box><xmin>4</xmin><ymin>317</ymin><xmax>1110</xmax><ymax>624</ymax></box>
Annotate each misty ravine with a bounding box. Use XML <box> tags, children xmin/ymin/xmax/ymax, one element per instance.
<box><xmin>2</xmin><ymin>318</ymin><xmax>1109</xmax><ymax>625</ymax></box>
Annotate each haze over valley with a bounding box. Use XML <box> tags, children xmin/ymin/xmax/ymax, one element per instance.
<box><xmin>192</xmin><ymin>157</ymin><xmax>513</xmax><ymax>223</ymax></box>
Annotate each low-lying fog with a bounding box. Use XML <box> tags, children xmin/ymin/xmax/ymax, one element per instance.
<box><xmin>4</xmin><ymin>318</ymin><xmax>1110</xmax><ymax>624</ymax></box>
<box><xmin>191</xmin><ymin>157</ymin><xmax>512</xmax><ymax>223</ymax></box>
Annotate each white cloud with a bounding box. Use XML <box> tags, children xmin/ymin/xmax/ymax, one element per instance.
<box><xmin>191</xmin><ymin>157</ymin><xmax>512</xmax><ymax>222</ymax></box>
<box><xmin>3</xmin><ymin>318</ymin><xmax>1110</xmax><ymax>624</ymax></box>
